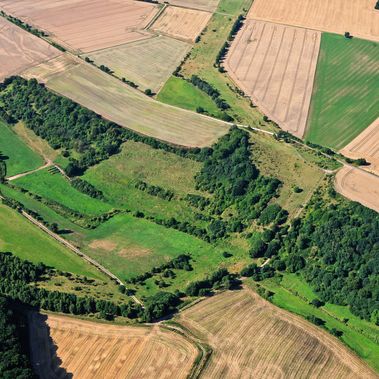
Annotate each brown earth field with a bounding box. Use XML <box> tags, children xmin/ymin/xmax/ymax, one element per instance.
<box><xmin>248</xmin><ymin>0</ymin><xmax>379</xmax><ymax>43</ymax></box>
<box><xmin>28</xmin><ymin>312</ymin><xmax>197</xmax><ymax>379</ymax></box>
<box><xmin>0</xmin><ymin>17</ymin><xmax>60</xmax><ymax>82</ymax></box>
<box><xmin>0</xmin><ymin>0</ymin><xmax>158</xmax><ymax>53</ymax></box>
<box><xmin>177</xmin><ymin>289</ymin><xmax>377</xmax><ymax>378</ymax></box>
<box><xmin>150</xmin><ymin>6</ymin><xmax>212</xmax><ymax>42</ymax></box>
<box><xmin>87</xmin><ymin>35</ymin><xmax>191</xmax><ymax>92</ymax></box>
<box><xmin>225</xmin><ymin>20</ymin><xmax>320</xmax><ymax>138</ymax></box>
<box><xmin>163</xmin><ymin>0</ymin><xmax>220</xmax><ymax>12</ymax></box>
<box><xmin>340</xmin><ymin>118</ymin><xmax>379</xmax><ymax>176</ymax></box>
<box><xmin>335</xmin><ymin>166</ymin><xmax>379</xmax><ymax>213</ymax></box>
<box><xmin>22</xmin><ymin>55</ymin><xmax>229</xmax><ymax>147</ymax></box>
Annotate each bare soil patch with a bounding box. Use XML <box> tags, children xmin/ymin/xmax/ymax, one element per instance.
<box><xmin>0</xmin><ymin>0</ymin><xmax>159</xmax><ymax>53</ymax></box>
<box><xmin>150</xmin><ymin>6</ymin><xmax>212</xmax><ymax>42</ymax></box>
<box><xmin>178</xmin><ymin>289</ymin><xmax>377</xmax><ymax>378</ymax></box>
<box><xmin>23</xmin><ymin>57</ymin><xmax>228</xmax><ymax>147</ymax></box>
<box><xmin>0</xmin><ymin>17</ymin><xmax>60</xmax><ymax>81</ymax></box>
<box><xmin>163</xmin><ymin>0</ymin><xmax>220</xmax><ymax>12</ymax></box>
<box><xmin>335</xmin><ymin>167</ymin><xmax>379</xmax><ymax>213</ymax></box>
<box><xmin>28</xmin><ymin>312</ymin><xmax>197</xmax><ymax>379</ymax></box>
<box><xmin>89</xmin><ymin>239</ymin><xmax>117</xmax><ymax>252</ymax></box>
<box><xmin>226</xmin><ymin>20</ymin><xmax>320</xmax><ymax>138</ymax></box>
<box><xmin>340</xmin><ymin>118</ymin><xmax>379</xmax><ymax>176</ymax></box>
<box><xmin>87</xmin><ymin>36</ymin><xmax>190</xmax><ymax>92</ymax></box>
<box><xmin>118</xmin><ymin>247</ymin><xmax>152</xmax><ymax>259</ymax></box>
<box><xmin>248</xmin><ymin>0</ymin><xmax>379</xmax><ymax>42</ymax></box>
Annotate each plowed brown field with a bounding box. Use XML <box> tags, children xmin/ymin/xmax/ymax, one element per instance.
<box><xmin>150</xmin><ymin>6</ymin><xmax>212</xmax><ymax>42</ymax></box>
<box><xmin>178</xmin><ymin>289</ymin><xmax>377</xmax><ymax>378</ymax></box>
<box><xmin>0</xmin><ymin>17</ymin><xmax>60</xmax><ymax>81</ymax></box>
<box><xmin>23</xmin><ymin>55</ymin><xmax>228</xmax><ymax>147</ymax></box>
<box><xmin>0</xmin><ymin>0</ymin><xmax>158</xmax><ymax>53</ymax></box>
<box><xmin>335</xmin><ymin>167</ymin><xmax>379</xmax><ymax>213</ymax></box>
<box><xmin>225</xmin><ymin>20</ymin><xmax>320</xmax><ymax>138</ymax></box>
<box><xmin>248</xmin><ymin>0</ymin><xmax>379</xmax><ymax>42</ymax></box>
<box><xmin>28</xmin><ymin>312</ymin><xmax>197</xmax><ymax>379</ymax></box>
<box><xmin>340</xmin><ymin>118</ymin><xmax>379</xmax><ymax>176</ymax></box>
<box><xmin>164</xmin><ymin>0</ymin><xmax>220</xmax><ymax>12</ymax></box>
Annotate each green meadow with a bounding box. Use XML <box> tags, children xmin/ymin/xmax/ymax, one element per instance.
<box><xmin>306</xmin><ymin>33</ymin><xmax>379</xmax><ymax>149</ymax></box>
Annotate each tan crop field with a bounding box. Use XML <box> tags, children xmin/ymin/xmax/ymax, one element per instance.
<box><xmin>0</xmin><ymin>0</ymin><xmax>158</xmax><ymax>53</ymax></box>
<box><xmin>88</xmin><ymin>36</ymin><xmax>191</xmax><ymax>92</ymax></box>
<box><xmin>150</xmin><ymin>6</ymin><xmax>212</xmax><ymax>42</ymax></box>
<box><xmin>177</xmin><ymin>289</ymin><xmax>377</xmax><ymax>378</ymax></box>
<box><xmin>165</xmin><ymin>0</ymin><xmax>220</xmax><ymax>12</ymax></box>
<box><xmin>340</xmin><ymin>118</ymin><xmax>379</xmax><ymax>176</ymax></box>
<box><xmin>29</xmin><ymin>312</ymin><xmax>197</xmax><ymax>379</ymax></box>
<box><xmin>248</xmin><ymin>0</ymin><xmax>379</xmax><ymax>42</ymax></box>
<box><xmin>225</xmin><ymin>20</ymin><xmax>320</xmax><ymax>138</ymax></box>
<box><xmin>335</xmin><ymin>167</ymin><xmax>379</xmax><ymax>213</ymax></box>
<box><xmin>0</xmin><ymin>17</ymin><xmax>60</xmax><ymax>82</ymax></box>
<box><xmin>23</xmin><ymin>55</ymin><xmax>228</xmax><ymax>147</ymax></box>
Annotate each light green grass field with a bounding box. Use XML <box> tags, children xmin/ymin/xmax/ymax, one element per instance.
<box><xmin>0</xmin><ymin>121</ymin><xmax>44</xmax><ymax>176</ymax></box>
<box><xmin>157</xmin><ymin>76</ymin><xmax>221</xmax><ymax>116</ymax></box>
<box><xmin>14</xmin><ymin>169</ymin><xmax>113</xmax><ymax>216</ymax></box>
<box><xmin>0</xmin><ymin>203</ymin><xmax>103</xmax><ymax>279</ymax></box>
<box><xmin>254</xmin><ymin>273</ymin><xmax>379</xmax><ymax>372</ymax></box>
<box><xmin>306</xmin><ymin>33</ymin><xmax>379</xmax><ymax>149</ymax></box>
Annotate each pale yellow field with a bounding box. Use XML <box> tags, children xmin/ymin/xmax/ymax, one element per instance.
<box><xmin>23</xmin><ymin>55</ymin><xmax>229</xmax><ymax>147</ymax></box>
<box><xmin>335</xmin><ymin>166</ymin><xmax>379</xmax><ymax>213</ymax></box>
<box><xmin>29</xmin><ymin>312</ymin><xmax>197</xmax><ymax>379</ymax></box>
<box><xmin>0</xmin><ymin>0</ymin><xmax>158</xmax><ymax>53</ymax></box>
<box><xmin>178</xmin><ymin>289</ymin><xmax>377</xmax><ymax>378</ymax></box>
<box><xmin>87</xmin><ymin>36</ymin><xmax>191</xmax><ymax>92</ymax></box>
<box><xmin>248</xmin><ymin>0</ymin><xmax>379</xmax><ymax>42</ymax></box>
<box><xmin>340</xmin><ymin>118</ymin><xmax>379</xmax><ymax>176</ymax></box>
<box><xmin>0</xmin><ymin>17</ymin><xmax>60</xmax><ymax>81</ymax></box>
<box><xmin>151</xmin><ymin>6</ymin><xmax>212</xmax><ymax>42</ymax></box>
<box><xmin>164</xmin><ymin>0</ymin><xmax>220</xmax><ymax>12</ymax></box>
<box><xmin>226</xmin><ymin>20</ymin><xmax>320</xmax><ymax>138</ymax></box>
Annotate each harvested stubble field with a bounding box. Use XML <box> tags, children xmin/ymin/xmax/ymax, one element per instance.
<box><xmin>150</xmin><ymin>6</ymin><xmax>212</xmax><ymax>42</ymax></box>
<box><xmin>335</xmin><ymin>167</ymin><xmax>379</xmax><ymax>213</ymax></box>
<box><xmin>88</xmin><ymin>36</ymin><xmax>191</xmax><ymax>92</ymax></box>
<box><xmin>248</xmin><ymin>0</ymin><xmax>379</xmax><ymax>42</ymax></box>
<box><xmin>164</xmin><ymin>0</ymin><xmax>220</xmax><ymax>12</ymax></box>
<box><xmin>340</xmin><ymin>118</ymin><xmax>379</xmax><ymax>176</ymax></box>
<box><xmin>0</xmin><ymin>17</ymin><xmax>60</xmax><ymax>81</ymax></box>
<box><xmin>23</xmin><ymin>55</ymin><xmax>228</xmax><ymax>147</ymax></box>
<box><xmin>0</xmin><ymin>0</ymin><xmax>158</xmax><ymax>53</ymax></box>
<box><xmin>178</xmin><ymin>289</ymin><xmax>377</xmax><ymax>378</ymax></box>
<box><xmin>225</xmin><ymin>20</ymin><xmax>320</xmax><ymax>138</ymax></box>
<box><xmin>29</xmin><ymin>312</ymin><xmax>197</xmax><ymax>379</ymax></box>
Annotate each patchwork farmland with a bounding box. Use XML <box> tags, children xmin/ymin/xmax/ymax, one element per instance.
<box><xmin>164</xmin><ymin>0</ymin><xmax>220</xmax><ymax>12</ymax></box>
<box><xmin>226</xmin><ymin>20</ymin><xmax>320</xmax><ymax>138</ymax></box>
<box><xmin>0</xmin><ymin>17</ymin><xmax>60</xmax><ymax>81</ymax></box>
<box><xmin>248</xmin><ymin>0</ymin><xmax>379</xmax><ymax>42</ymax></box>
<box><xmin>87</xmin><ymin>36</ymin><xmax>191</xmax><ymax>92</ymax></box>
<box><xmin>0</xmin><ymin>0</ymin><xmax>158</xmax><ymax>53</ymax></box>
<box><xmin>306</xmin><ymin>33</ymin><xmax>379</xmax><ymax>149</ymax></box>
<box><xmin>150</xmin><ymin>6</ymin><xmax>212</xmax><ymax>42</ymax></box>
<box><xmin>29</xmin><ymin>313</ymin><xmax>197</xmax><ymax>379</ymax></box>
<box><xmin>23</xmin><ymin>55</ymin><xmax>229</xmax><ymax>147</ymax></box>
<box><xmin>335</xmin><ymin>167</ymin><xmax>379</xmax><ymax>213</ymax></box>
<box><xmin>340</xmin><ymin>118</ymin><xmax>379</xmax><ymax>176</ymax></box>
<box><xmin>178</xmin><ymin>289</ymin><xmax>377</xmax><ymax>378</ymax></box>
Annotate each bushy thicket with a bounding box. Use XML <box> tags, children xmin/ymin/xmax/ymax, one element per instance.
<box><xmin>135</xmin><ymin>180</ymin><xmax>174</xmax><ymax>201</ymax></box>
<box><xmin>71</xmin><ymin>178</ymin><xmax>104</xmax><ymax>199</ymax></box>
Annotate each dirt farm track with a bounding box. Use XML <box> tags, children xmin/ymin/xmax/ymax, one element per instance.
<box><xmin>226</xmin><ymin>20</ymin><xmax>320</xmax><ymax>138</ymax></box>
<box><xmin>28</xmin><ymin>312</ymin><xmax>197</xmax><ymax>379</ymax></box>
<box><xmin>248</xmin><ymin>0</ymin><xmax>379</xmax><ymax>42</ymax></box>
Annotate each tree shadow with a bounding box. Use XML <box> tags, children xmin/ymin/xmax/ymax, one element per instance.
<box><xmin>30</xmin><ymin>312</ymin><xmax>73</xmax><ymax>379</ymax></box>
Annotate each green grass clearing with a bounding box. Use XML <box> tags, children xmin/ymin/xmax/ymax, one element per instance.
<box><xmin>14</xmin><ymin>168</ymin><xmax>113</xmax><ymax>216</ymax></box>
<box><xmin>0</xmin><ymin>121</ymin><xmax>44</xmax><ymax>176</ymax></box>
<box><xmin>0</xmin><ymin>203</ymin><xmax>103</xmax><ymax>280</ymax></box>
<box><xmin>306</xmin><ymin>33</ymin><xmax>379</xmax><ymax>149</ymax></box>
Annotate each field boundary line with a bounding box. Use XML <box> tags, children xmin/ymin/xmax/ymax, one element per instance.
<box><xmin>145</xmin><ymin>3</ymin><xmax>168</xmax><ymax>30</ymax></box>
